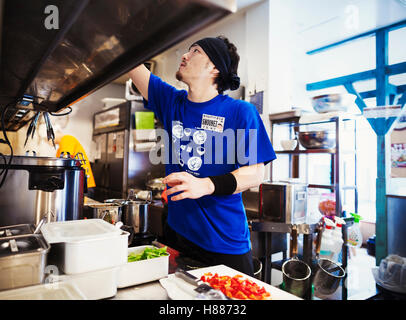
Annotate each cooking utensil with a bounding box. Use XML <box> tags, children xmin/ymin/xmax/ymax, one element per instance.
<box><xmin>0</xmin><ymin>234</ymin><xmax>50</xmax><ymax>291</ymax></box>
<box><xmin>312</xmin><ymin>222</ymin><xmax>346</xmax><ymax>296</ymax></box>
<box><xmin>24</xmin><ymin>111</ymin><xmax>41</xmax><ymax>147</ymax></box>
<box><xmin>122</xmin><ymin>199</ymin><xmax>150</xmax><ymax>234</ymax></box>
<box><xmin>87</xmin><ymin>203</ymin><xmax>122</xmax><ymax>225</ymax></box>
<box><xmin>281</xmin><ymin>225</ymin><xmax>312</xmax><ymax>298</ymax></box>
<box><xmin>174</xmin><ymin>268</ymin><xmax>230</xmax><ymax>300</ymax></box>
<box><xmin>43</xmin><ymin>111</ymin><xmax>56</xmax><ymax>149</ymax></box>
<box><xmin>34</xmin><ymin>216</ymin><xmax>48</xmax><ymax>234</ymax></box>
<box><xmin>298</xmin><ymin>131</ymin><xmax>336</xmax><ymax>149</ymax></box>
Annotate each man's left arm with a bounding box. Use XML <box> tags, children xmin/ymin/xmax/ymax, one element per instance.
<box><xmin>231</xmin><ymin>162</ymin><xmax>264</xmax><ymax>194</ymax></box>
<box><xmin>163</xmin><ymin>163</ymin><xmax>265</xmax><ymax>201</ymax></box>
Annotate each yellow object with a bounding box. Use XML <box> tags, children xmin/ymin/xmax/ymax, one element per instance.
<box><xmin>56</xmin><ymin>135</ymin><xmax>96</xmax><ymax>188</ymax></box>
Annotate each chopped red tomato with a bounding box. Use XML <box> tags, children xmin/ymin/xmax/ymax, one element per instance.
<box><xmin>200</xmin><ymin>272</ymin><xmax>271</xmax><ymax>300</ymax></box>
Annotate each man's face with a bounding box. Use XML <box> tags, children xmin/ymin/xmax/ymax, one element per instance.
<box><xmin>175</xmin><ymin>44</ymin><xmax>218</xmax><ymax>85</ymax></box>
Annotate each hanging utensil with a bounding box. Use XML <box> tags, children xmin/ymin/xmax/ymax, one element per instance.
<box><xmin>312</xmin><ymin>222</ymin><xmax>346</xmax><ymax>296</ymax></box>
<box><xmin>43</xmin><ymin>112</ymin><xmax>56</xmax><ymax>149</ymax></box>
<box><xmin>281</xmin><ymin>225</ymin><xmax>312</xmax><ymax>298</ymax></box>
<box><xmin>23</xmin><ymin>111</ymin><xmax>41</xmax><ymax>147</ymax></box>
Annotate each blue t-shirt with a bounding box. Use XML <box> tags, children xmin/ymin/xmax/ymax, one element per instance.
<box><xmin>143</xmin><ymin>73</ymin><xmax>276</xmax><ymax>254</ymax></box>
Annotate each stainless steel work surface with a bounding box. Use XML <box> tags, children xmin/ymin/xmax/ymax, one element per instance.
<box><xmin>112</xmin><ymin>281</ymin><xmax>169</xmax><ymax>300</ymax></box>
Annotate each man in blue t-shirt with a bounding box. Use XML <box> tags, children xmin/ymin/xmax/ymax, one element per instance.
<box><xmin>129</xmin><ymin>36</ymin><xmax>276</xmax><ymax>276</ymax></box>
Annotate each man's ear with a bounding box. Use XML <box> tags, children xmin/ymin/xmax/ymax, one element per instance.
<box><xmin>210</xmin><ymin>66</ymin><xmax>220</xmax><ymax>77</ymax></box>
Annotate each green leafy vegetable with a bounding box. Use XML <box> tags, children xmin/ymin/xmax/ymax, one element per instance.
<box><xmin>128</xmin><ymin>246</ymin><xmax>168</xmax><ymax>262</ymax></box>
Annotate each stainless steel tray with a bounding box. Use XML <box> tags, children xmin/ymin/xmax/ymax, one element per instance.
<box><xmin>0</xmin><ymin>234</ymin><xmax>50</xmax><ymax>291</ymax></box>
<box><xmin>0</xmin><ymin>224</ymin><xmax>34</xmax><ymax>238</ymax></box>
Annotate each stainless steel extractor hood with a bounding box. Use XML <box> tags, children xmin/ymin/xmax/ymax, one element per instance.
<box><xmin>0</xmin><ymin>0</ymin><xmax>235</xmax><ymax>131</ymax></box>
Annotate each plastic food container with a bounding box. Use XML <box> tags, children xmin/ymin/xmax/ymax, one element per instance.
<box><xmin>41</xmin><ymin>219</ymin><xmax>129</xmax><ymax>275</ymax></box>
<box><xmin>116</xmin><ymin>245</ymin><xmax>169</xmax><ymax>288</ymax></box>
<box><xmin>46</xmin><ymin>267</ymin><xmax>118</xmax><ymax>300</ymax></box>
<box><xmin>0</xmin><ymin>282</ymin><xmax>86</xmax><ymax>300</ymax></box>
<box><xmin>0</xmin><ymin>234</ymin><xmax>50</xmax><ymax>291</ymax></box>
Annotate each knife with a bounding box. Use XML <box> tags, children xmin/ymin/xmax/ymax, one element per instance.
<box><xmin>174</xmin><ymin>268</ymin><xmax>230</xmax><ymax>300</ymax></box>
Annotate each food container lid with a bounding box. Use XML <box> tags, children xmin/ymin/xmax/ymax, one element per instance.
<box><xmin>40</xmin><ymin>219</ymin><xmax>122</xmax><ymax>244</ymax></box>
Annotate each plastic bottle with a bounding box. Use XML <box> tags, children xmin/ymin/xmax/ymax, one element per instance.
<box><xmin>333</xmin><ymin>216</ymin><xmax>346</xmax><ymax>240</ymax></box>
<box><xmin>319</xmin><ymin>218</ymin><xmax>335</xmax><ymax>259</ymax></box>
<box><xmin>329</xmin><ymin>217</ymin><xmax>345</xmax><ymax>261</ymax></box>
<box><xmin>347</xmin><ymin>213</ymin><xmax>363</xmax><ymax>248</ymax></box>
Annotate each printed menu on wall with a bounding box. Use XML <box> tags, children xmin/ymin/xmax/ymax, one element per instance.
<box><xmin>391</xmin><ymin>115</ymin><xmax>406</xmax><ymax>178</ymax></box>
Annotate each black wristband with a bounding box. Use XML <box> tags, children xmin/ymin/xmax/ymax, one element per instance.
<box><xmin>208</xmin><ymin>173</ymin><xmax>237</xmax><ymax>196</ymax></box>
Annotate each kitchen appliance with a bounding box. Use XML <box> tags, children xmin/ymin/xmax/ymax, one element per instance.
<box><xmin>298</xmin><ymin>131</ymin><xmax>336</xmax><ymax>149</ymax></box>
<box><xmin>0</xmin><ymin>234</ymin><xmax>50</xmax><ymax>291</ymax></box>
<box><xmin>0</xmin><ymin>155</ymin><xmax>85</xmax><ymax>227</ymax></box>
<box><xmin>41</xmin><ymin>219</ymin><xmax>129</xmax><ymax>275</ymax></box>
<box><xmin>91</xmin><ymin>101</ymin><xmax>165</xmax><ymax>202</ymax></box>
<box><xmin>259</xmin><ymin>181</ymin><xmax>308</xmax><ymax>224</ymax></box>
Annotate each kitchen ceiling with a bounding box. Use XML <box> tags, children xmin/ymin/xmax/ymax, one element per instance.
<box><xmin>291</xmin><ymin>0</ymin><xmax>406</xmax><ymax>51</ymax></box>
<box><xmin>0</xmin><ymin>0</ymin><xmax>235</xmax><ymax>131</ymax></box>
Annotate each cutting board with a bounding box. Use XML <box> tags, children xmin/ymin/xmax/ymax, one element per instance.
<box><xmin>159</xmin><ymin>264</ymin><xmax>302</xmax><ymax>300</ymax></box>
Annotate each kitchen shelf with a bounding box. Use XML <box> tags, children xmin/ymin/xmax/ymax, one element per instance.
<box><xmin>268</xmin><ymin>114</ymin><xmax>358</xmax><ymax>301</ymax></box>
<box><xmin>275</xmin><ymin>149</ymin><xmax>336</xmax><ymax>154</ymax></box>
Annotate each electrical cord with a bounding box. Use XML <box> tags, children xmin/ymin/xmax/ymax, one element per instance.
<box><xmin>49</xmin><ymin>106</ymin><xmax>72</xmax><ymax>117</ymax></box>
<box><xmin>0</xmin><ymin>102</ymin><xmax>15</xmax><ymax>189</ymax></box>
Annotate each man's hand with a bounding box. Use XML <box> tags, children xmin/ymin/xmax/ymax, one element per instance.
<box><xmin>163</xmin><ymin>172</ymin><xmax>214</xmax><ymax>201</ymax></box>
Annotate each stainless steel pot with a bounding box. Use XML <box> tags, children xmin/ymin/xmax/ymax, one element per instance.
<box><xmin>122</xmin><ymin>200</ymin><xmax>150</xmax><ymax>234</ymax></box>
<box><xmin>87</xmin><ymin>203</ymin><xmax>122</xmax><ymax>225</ymax></box>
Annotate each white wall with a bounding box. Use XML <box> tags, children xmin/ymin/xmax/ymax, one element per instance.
<box><xmin>267</xmin><ymin>0</ymin><xmax>406</xmax><ymax>221</ymax></box>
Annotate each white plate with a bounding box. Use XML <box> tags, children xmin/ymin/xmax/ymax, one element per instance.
<box><xmin>159</xmin><ymin>264</ymin><xmax>302</xmax><ymax>300</ymax></box>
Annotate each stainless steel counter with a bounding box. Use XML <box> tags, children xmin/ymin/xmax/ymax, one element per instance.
<box><xmin>112</xmin><ymin>281</ymin><xmax>169</xmax><ymax>300</ymax></box>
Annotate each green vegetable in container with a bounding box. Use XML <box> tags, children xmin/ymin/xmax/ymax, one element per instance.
<box><xmin>128</xmin><ymin>246</ymin><xmax>168</xmax><ymax>262</ymax></box>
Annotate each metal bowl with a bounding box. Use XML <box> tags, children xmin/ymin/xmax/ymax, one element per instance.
<box><xmin>311</xmin><ymin>94</ymin><xmax>348</xmax><ymax>113</ymax></box>
<box><xmin>298</xmin><ymin>131</ymin><xmax>336</xmax><ymax>149</ymax></box>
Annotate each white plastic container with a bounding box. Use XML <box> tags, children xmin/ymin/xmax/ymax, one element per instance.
<box><xmin>0</xmin><ymin>282</ymin><xmax>86</xmax><ymax>300</ymax></box>
<box><xmin>41</xmin><ymin>219</ymin><xmax>129</xmax><ymax>275</ymax></box>
<box><xmin>46</xmin><ymin>267</ymin><xmax>118</xmax><ymax>300</ymax></box>
<box><xmin>116</xmin><ymin>245</ymin><xmax>169</xmax><ymax>289</ymax></box>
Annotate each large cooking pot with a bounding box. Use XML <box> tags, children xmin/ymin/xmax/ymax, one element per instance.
<box><xmin>121</xmin><ymin>200</ymin><xmax>150</xmax><ymax>234</ymax></box>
